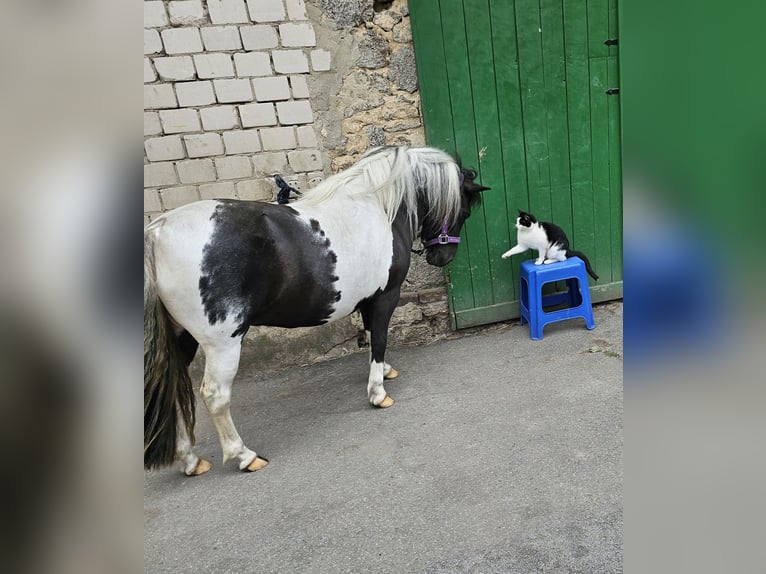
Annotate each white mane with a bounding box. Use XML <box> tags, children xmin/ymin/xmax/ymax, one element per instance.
<box><xmin>294</xmin><ymin>146</ymin><xmax>462</xmax><ymax>229</ymax></box>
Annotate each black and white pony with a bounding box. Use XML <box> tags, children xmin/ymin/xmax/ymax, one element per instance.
<box><xmin>144</xmin><ymin>146</ymin><xmax>488</xmax><ymax>475</ymax></box>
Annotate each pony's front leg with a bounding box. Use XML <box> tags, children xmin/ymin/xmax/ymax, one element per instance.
<box><xmin>200</xmin><ymin>343</ymin><xmax>268</xmax><ymax>472</ymax></box>
<box><xmin>360</xmin><ymin>296</ymin><xmax>398</xmax><ymax>409</ymax></box>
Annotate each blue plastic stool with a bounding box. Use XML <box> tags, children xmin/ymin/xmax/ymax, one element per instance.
<box><xmin>519</xmin><ymin>257</ymin><xmax>596</xmax><ymax>340</ymax></box>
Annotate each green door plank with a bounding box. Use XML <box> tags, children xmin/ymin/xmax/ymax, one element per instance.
<box><xmin>607</xmin><ymin>0</ymin><xmax>623</xmax><ymax>281</ymax></box>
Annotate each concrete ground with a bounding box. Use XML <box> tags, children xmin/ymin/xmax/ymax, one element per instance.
<box><xmin>145</xmin><ymin>302</ymin><xmax>622</xmax><ymax>574</ymax></box>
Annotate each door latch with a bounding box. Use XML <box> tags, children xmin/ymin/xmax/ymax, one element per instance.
<box><xmin>604</xmin><ymin>38</ymin><xmax>619</xmax><ymax>46</ymax></box>
<box><xmin>605</xmin><ymin>88</ymin><xmax>620</xmax><ymax>95</ymax></box>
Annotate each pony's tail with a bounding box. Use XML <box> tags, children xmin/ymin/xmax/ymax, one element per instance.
<box><xmin>567</xmin><ymin>250</ymin><xmax>599</xmax><ymax>281</ymax></box>
<box><xmin>144</xmin><ymin>230</ymin><xmax>196</xmax><ymax>469</ymax></box>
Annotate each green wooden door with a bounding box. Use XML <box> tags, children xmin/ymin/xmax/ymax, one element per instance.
<box><xmin>410</xmin><ymin>0</ymin><xmax>623</xmax><ymax>329</ymax></box>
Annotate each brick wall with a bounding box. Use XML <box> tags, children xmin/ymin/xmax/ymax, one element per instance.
<box><xmin>144</xmin><ymin>0</ymin><xmax>329</xmax><ymax>222</ymax></box>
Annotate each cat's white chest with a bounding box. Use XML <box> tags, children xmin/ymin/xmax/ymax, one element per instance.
<box><xmin>518</xmin><ymin>224</ymin><xmax>548</xmax><ymax>249</ymax></box>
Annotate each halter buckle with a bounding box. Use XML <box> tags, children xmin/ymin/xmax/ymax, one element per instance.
<box><xmin>437</xmin><ymin>233</ymin><xmax>450</xmax><ymax>245</ymax></box>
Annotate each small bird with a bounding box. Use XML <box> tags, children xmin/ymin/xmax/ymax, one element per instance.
<box><xmin>273</xmin><ymin>174</ymin><xmax>302</xmax><ymax>204</ymax></box>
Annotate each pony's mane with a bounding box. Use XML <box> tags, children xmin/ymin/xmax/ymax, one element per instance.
<box><xmin>294</xmin><ymin>146</ymin><xmax>462</xmax><ymax>228</ymax></box>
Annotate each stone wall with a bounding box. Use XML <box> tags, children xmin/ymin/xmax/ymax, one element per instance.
<box><xmin>144</xmin><ymin>0</ymin><xmax>453</xmax><ymax>371</ymax></box>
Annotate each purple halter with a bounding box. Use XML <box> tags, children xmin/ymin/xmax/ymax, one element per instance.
<box><xmin>422</xmin><ymin>171</ymin><xmax>464</xmax><ymax>248</ymax></box>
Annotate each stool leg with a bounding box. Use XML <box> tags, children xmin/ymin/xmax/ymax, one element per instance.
<box><xmin>519</xmin><ymin>275</ymin><xmax>529</xmax><ymax>326</ymax></box>
<box><xmin>527</xmin><ymin>269</ymin><xmax>543</xmax><ymax>340</ymax></box>
<box><xmin>576</xmin><ymin>271</ymin><xmax>596</xmax><ymax>330</ymax></box>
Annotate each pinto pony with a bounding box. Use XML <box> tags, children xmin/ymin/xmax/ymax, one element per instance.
<box><xmin>144</xmin><ymin>146</ymin><xmax>488</xmax><ymax>475</ymax></box>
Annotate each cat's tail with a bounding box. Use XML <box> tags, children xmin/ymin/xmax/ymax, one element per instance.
<box><xmin>566</xmin><ymin>250</ymin><xmax>599</xmax><ymax>281</ymax></box>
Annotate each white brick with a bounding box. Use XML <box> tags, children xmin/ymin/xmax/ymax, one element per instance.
<box><xmin>310</xmin><ymin>49</ymin><xmax>331</xmax><ymax>71</ymax></box>
<box><xmin>144</xmin><ymin>1</ymin><xmax>168</xmax><ymax>28</ymax></box>
<box><xmin>272</xmin><ymin>50</ymin><xmax>309</xmax><ymax>74</ymax></box>
<box><xmin>276</xmin><ymin>100</ymin><xmax>312</xmax><ymax>124</ymax></box>
<box><xmin>175</xmin><ymin>81</ymin><xmax>216</xmax><ymax>106</ymax></box>
<box><xmin>252</xmin><ymin>76</ymin><xmax>290</xmax><ymax>101</ymax></box>
<box><xmin>144</xmin><ymin>58</ymin><xmax>156</xmax><ymax>83</ymax></box>
<box><xmin>288</xmin><ymin>149</ymin><xmax>322</xmax><ymax>171</ymax></box>
<box><xmin>290</xmin><ymin>75</ymin><xmax>309</xmax><ymax>98</ymax></box>
<box><xmin>239</xmin><ymin>103</ymin><xmax>277</xmax><ymax>127</ymax></box>
<box><xmin>285</xmin><ymin>0</ymin><xmax>308</xmax><ymax>20</ymax></box>
<box><xmin>213</xmin><ymin>78</ymin><xmax>253</xmax><ymax>103</ymax></box>
<box><xmin>201</xmin><ymin>26</ymin><xmax>242</xmax><ymax>51</ymax></box>
<box><xmin>239</xmin><ymin>25</ymin><xmax>278</xmax><ymax>50</ymax></box>
<box><xmin>236</xmin><ymin>179</ymin><xmax>273</xmax><ymax>201</ymax></box>
<box><xmin>252</xmin><ymin>151</ymin><xmax>288</xmax><ymax>175</ymax></box>
<box><xmin>145</xmin><ymin>136</ymin><xmax>185</xmax><ymax>161</ymax></box>
<box><xmin>153</xmin><ymin>56</ymin><xmax>197</xmax><ymax>82</ymax></box>
<box><xmin>193</xmin><ymin>53</ymin><xmax>235</xmax><ymax>78</ymax></box>
<box><xmin>144</xmin><ymin>112</ymin><xmax>162</xmax><ymax>136</ymax></box>
<box><xmin>160</xmin><ymin>186</ymin><xmax>200</xmax><ymax>210</ymax></box>
<box><xmin>144</xmin><ymin>84</ymin><xmax>178</xmax><ymax>109</ymax></box>
<box><xmin>161</xmin><ymin>28</ymin><xmax>204</xmax><ymax>55</ymax></box>
<box><xmin>159</xmin><ymin>109</ymin><xmax>201</xmax><ymax>133</ymax></box>
<box><xmin>246</xmin><ymin>0</ymin><xmax>285</xmax><ymax>22</ymax></box>
<box><xmin>278</xmin><ymin>23</ymin><xmax>316</xmax><ymax>47</ymax></box>
<box><xmin>200</xmin><ymin>106</ymin><xmax>239</xmax><ymax>130</ymax></box>
<box><xmin>144</xmin><ymin>29</ymin><xmax>163</xmax><ymax>55</ymax></box>
<box><xmin>144</xmin><ymin>162</ymin><xmax>178</xmax><ymax>187</ymax></box>
<box><xmin>144</xmin><ymin>188</ymin><xmax>163</xmax><ymax>212</ymax></box>
<box><xmin>215</xmin><ymin>156</ymin><xmax>253</xmax><ymax>179</ymax></box>
<box><xmin>176</xmin><ymin>159</ymin><xmax>216</xmax><ymax>183</ymax></box>
<box><xmin>208</xmin><ymin>0</ymin><xmax>249</xmax><ymax>24</ymax></box>
<box><xmin>259</xmin><ymin>127</ymin><xmax>296</xmax><ymax>150</ymax></box>
<box><xmin>234</xmin><ymin>52</ymin><xmax>272</xmax><ymax>77</ymax></box>
<box><xmin>296</xmin><ymin>125</ymin><xmax>317</xmax><ymax>147</ymax></box>
<box><xmin>168</xmin><ymin>1</ymin><xmax>206</xmax><ymax>26</ymax></box>
<box><xmin>223</xmin><ymin>130</ymin><xmax>261</xmax><ymax>154</ymax></box>
<box><xmin>200</xmin><ymin>181</ymin><xmax>237</xmax><ymax>200</ymax></box>
<box><xmin>184</xmin><ymin>133</ymin><xmax>224</xmax><ymax>157</ymax></box>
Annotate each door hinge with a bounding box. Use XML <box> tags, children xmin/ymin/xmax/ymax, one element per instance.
<box><xmin>606</xmin><ymin>88</ymin><xmax>620</xmax><ymax>95</ymax></box>
<box><xmin>604</xmin><ymin>38</ymin><xmax>619</xmax><ymax>46</ymax></box>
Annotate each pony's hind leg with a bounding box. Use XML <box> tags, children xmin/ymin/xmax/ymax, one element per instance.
<box><xmin>199</xmin><ymin>341</ymin><xmax>268</xmax><ymax>472</ymax></box>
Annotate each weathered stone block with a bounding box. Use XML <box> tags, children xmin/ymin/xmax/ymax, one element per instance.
<box><xmin>287</xmin><ymin>149</ymin><xmax>322</xmax><ymax>171</ymax></box>
<box><xmin>144</xmin><ymin>58</ymin><xmax>156</xmax><ymax>83</ymax></box>
<box><xmin>296</xmin><ymin>125</ymin><xmax>317</xmax><ymax>147</ymax></box>
<box><xmin>200</xmin><ymin>105</ymin><xmax>239</xmax><ymax>130</ymax></box>
<box><xmin>234</xmin><ymin>52</ymin><xmax>273</xmax><ymax>77</ymax></box>
<box><xmin>310</xmin><ymin>49</ymin><xmax>331</xmax><ymax>71</ymax></box>
<box><xmin>199</xmin><ymin>181</ymin><xmax>237</xmax><ymax>200</ymax></box>
<box><xmin>144</xmin><ymin>162</ymin><xmax>178</xmax><ymax>187</ymax></box>
<box><xmin>208</xmin><ymin>0</ymin><xmax>250</xmax><ymax>24</ymax></box>
<box><xmin>193</xmin><ymin>53</ymin><xmax>235</xmax><ymax>78</ymax></box>
<box><xmin>372</xmin><ymin>10</ymin><xmax>401</xmax><ymax>31</ymax></box>
<box><xmin>239</xmin><ymin>102</ymin><xmax>277</xmax><ymax>127</ymax></box>
<box><xmin>213</xmin><ymin>78</ymin><xmax>254</xmax><ymax>102</ymax></box>
<box><xmin>168</xmin><ymin>1</ymin><xmax>207</xmax><ymax>26</ymax></box>
<box><xmin>153</xmin><ymin>56</ymin><xmax>197</xmax><ymax>81</ymax></box>
<box><xmin>276</xmin><ymin>100</ymin><xmax>313</xmax><ymax>124</ymax></box>
<box><xmin>144</xmin><ymin>112</ymin><xmax>162</xmax><ymax>136</ymax></box>
<box><xmin>144</xmin><ymin>84</ymin><xmax>178</xmax><ymax>109</ymax></box>
<box><xmin>253</xmin><ymin>76</ymin><xmax>290</xmax><ymax>101</ymax></box>
<box><xmin>289</xmin><ymin>75</ymin><xmax>309</xmax><ymax>98</ymax></box>
<box><xmin>161</xmin><ymin>28</ymin><xmax>203</xmax><ymax>55</ymax></box>
<box><xmin>144</xmin><ymin>29</ymin><xmax>163</xmax><ymax>55</ymax></box>
<box><xmin>240</xmin><ymin>25</ymin><xmax>279</xmax><ymax>50</ymax></box>
<box><xmin>144</xmin><ymin>1</ymin><xmax>168</xmax><ymax>28</ymax></box>
<box><xmin>319</xmin><ymin>0</ymin><xmax>372</xmax><ymax>28</ymax></box>
<box><xmin>285</xmin><ymin>0</ymin><xmax>308</xmax><ymax>20</ymax></box>
<box><xmin>144</xmin><ymin>188</ymin><xmax>163</xmax><ymax>212</ymax></box>
<box><xmin>252</xmin><ymin>151</ymin><xmax>288</xmax><ymax>175</ymax></box>
<box><xmin>159</xmin><ymin>108</ymin><xmax>201</xmax><ymax>133</ymax></box>
<box><xmin>357</xmin><ymin>30</ymin><xmax>389</xmax><ymax>69</ymax></box>
<box><xmin>389</xmin><ymin>46</ymin><xmax>418</xmax><ymax>92</ymax></box>
<box><xmin>145</xmin><ymin>135</ymin><xmax>185</xmax><ymax>161</ymax></box>
<box><xmin>236</xmin><ymin>179</ymin><xmax>274</xmax><ymax>201</ymax></box>
<box><xmin>392</xmin><ymin>20</ymin><xmax>412</xmax><ymax>43</ymax></box>
<box><xmin>176</xmin><ymin>159</ymin><xmax>216</xmax><ymax>184</ymax></box>
<box><xmin>223</xmin><ymin>129</ymin><xmax>262</xmax><ymax>154</ymax></box>
<box><xmin>175</xmin><ymin>81</ymin><xmax>216</xmax><ymax>106</ymax></box>
<box><xmin>260</xmin><ymin>127</ymin><xmax>296</xmax><ymax>150</ymax></box>
<box><xmin>160</xmin><ymin>186</ymin><xmax>200</xmax><ymax>210</ymax></box>
<box><xmin>215</xmin><ymin>155</ymin><xmax>253</xmax><ymax>179</ymax></box>
<box><xmin>246</xmin><ymin>0</ymin><xmax>285</xmax><ymax>22</ymax></box>
<box><xmin>184</xmin><ymin>133</ymin><xmax>224</xmax><ymax>157</ymax></box>
<box><xmin>272</xmin><ymin>50</ymin><xmax>309</xmax><ymax>74</ymax></box>
<box><xmin>279</xmin><ymin>23</ymin><xmax>316</xmax><ymax>47</ymax></box>
<box><xmin>201</xmin><ymin>26</ymin><xmax>243</xmax><ymax>51</ymax></box>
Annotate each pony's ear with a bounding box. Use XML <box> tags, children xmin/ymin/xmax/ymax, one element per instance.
<box><xmin>475</xmin><ymin>184</ymin><xmax>490</xmax><ymax>192</ymax></box>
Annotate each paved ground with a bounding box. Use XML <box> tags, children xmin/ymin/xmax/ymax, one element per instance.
<box><xmin>145</xmin><ymin>302</ymin><xmax>622</xmax><ymax>573</ymax></box>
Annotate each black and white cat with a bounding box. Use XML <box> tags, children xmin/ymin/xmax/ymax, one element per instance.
<box><xmin>501</xmin><ymin>209</ymin><xmax>599</xmax><ymax>280</ymax></box>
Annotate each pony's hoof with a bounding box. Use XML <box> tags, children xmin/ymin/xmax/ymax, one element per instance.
<box><xmin>377</xmin><ymin>395</ymin><xmax>395</xmax><ymax>408</ymax></box>
<box><xmin>188</xmin><ymin>459</ymin><xmax>212</xmax><ymax>476</ymax></box>
<box><xmin>384</xmin><ymin>368</ymin><xmax>399</xmax><ymax>380</ymax></box>
<box><xmin>245</xmin><ymin>456</ymin><xmax>269</xmax><ymax>472</ymax></box>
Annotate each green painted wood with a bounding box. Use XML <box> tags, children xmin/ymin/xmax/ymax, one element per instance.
<box><xmin>411</xmin><ymin>0</ymin><xmax>622</xmax><ymax>329</ymax></box>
